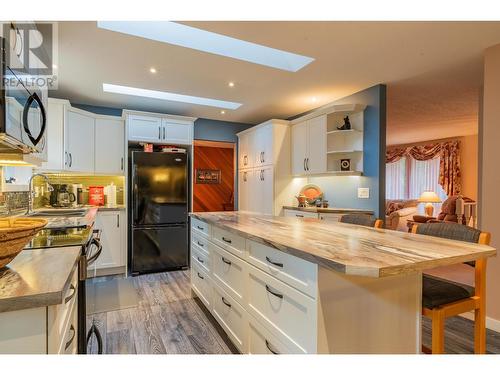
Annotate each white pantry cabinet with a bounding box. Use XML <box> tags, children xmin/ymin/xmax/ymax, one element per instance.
<box><xmin>291</xmin><ymin>115</ymin><xmax>327</xmax><ymax>176</ymax></box>
<box><xmin>126</xmin><ymin>111</ymin><xmax>196</xmax><ymax>145</ymax></box>
<box><xmin>64</xmin><ymin>108</ymin><xmax>95</xmax><ymax>173</ymax></box>
<box><xmin>93</xmin><ymin>210</ymin><xmax>126</xmax><ymax>271</ymax></box>
<box><xmin>237</xmin><ymin>120</ymin><xmax>290</xmax><ymax>216</ymax></box>
<box><xmin>95</xmin><ymin>118</ymin><xmax>125</xmax><ymax>174</ymax></box>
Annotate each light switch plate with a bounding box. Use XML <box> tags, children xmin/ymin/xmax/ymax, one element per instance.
<box><xmin>358</xmin><ymin>188</ymin><xmax>370</xmax><ymax>199</ymax></box>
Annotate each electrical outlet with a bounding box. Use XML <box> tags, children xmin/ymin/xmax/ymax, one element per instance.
<box><xmin>358</xmin><ymin>188</ymin><xmax>369</xmax><ymax>199</ymax></box>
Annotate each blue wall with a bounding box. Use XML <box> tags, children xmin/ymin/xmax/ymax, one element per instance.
<box><xmin>294</xmin><ymin>85</ymin><xmax>387</xmax><ymax>217</ymax></box>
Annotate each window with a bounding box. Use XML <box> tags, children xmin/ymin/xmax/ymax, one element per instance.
<box><xmin>386</xmin><ymin>156</ymin><xmax>448</xmax><ymax>212</ymax></box>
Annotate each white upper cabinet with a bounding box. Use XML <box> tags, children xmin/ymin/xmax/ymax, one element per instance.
<box><xmin>238</xmin><ymin>130</ymin><xmax>254</xmax><ymax>170</ymax></box>
<box><xmin>254</xmin><ymin>124</ymin><xmax>273</xmax><ymax>167</ymax></box>
<box><xmin>126</xmin><ymin>112</ymin><xmax>195</xmax><ymax>145</ymax></box>
<box><xmin>41</xmin><ymin>99</ymin><xmax>67</xmax><ymax>171</ymax></box>
<box><xmin>127</xmin><ymin>114</ymin><xmax>162</xmax><ymax>143</ymax></box>
<box><xmin>162</xmin><ymin>118</ymin><xmax>193</xmax><ymax>145</ymax></box>
<box><xmin>64</xmin><ymin>109</ymin><xmax>95</xmax><ymax>173</ymax></box>
<box><xmin>306</xmin><ymin>115</ymin><xmax>327</xmax><ymax>174</ymax></box>
<box><xmin>291</xmin><ymin>115</ymin><xmax>327</xmax><ymax>176</ymax></box>
<box><xmin>95</xmin><ymin>118</ymin><xmax>125</xmax><ymax>175</ymax></box>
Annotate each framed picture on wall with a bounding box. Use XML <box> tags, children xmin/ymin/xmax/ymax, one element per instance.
<box><xmin>195</xmin><ymin>169</ymin><xmax>221</xmax><ymax>184</ymax></box>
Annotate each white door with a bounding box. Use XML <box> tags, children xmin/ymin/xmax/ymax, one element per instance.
<box><xmin>41</xmin><ymin>100</ymin><xmax>65</xmax><ymax>170</ymax></box>
<box><xmin>95</xmin><ymin>118</ymin><xmax>125</xmax><ymax>174</ymax></box>
<box><xmin>307</xmin><ymin>115</ymin><xmax>327</xmax><ymax>175</ymax></box>
<box><xmin>291</xmin><ymin>121</ymin><xmax>308</xmax><ymax>175</ymax></box>
<box><xmin>260</xmin><ymin>166</ymin><xmax>274</xmax><ymax>215</ymax></box>
<box><xmin>238</xmin><ymin>170</ymin><xmax>248</xmax><ymax>211</ymax></box>
<box><xmin>254</xmin><ymin>124</ymin><xmax>273</xmax><ymax>167</ymax></box>
<box><xmin>94</xmin><ymin>211</ymin><xmax>125</xmax><ymax>270</ymax></box>
<box><xmin>162</xmin><ymin>119</ymin><xmax>193</xmax><ymax>145</ymax></box>
<box><xmin>65</xmin><ymin>109</ymin><xmax>95</xmax><ymax>173</ymax></box>
<box><xmin>127</xmin><ymin>115</ymin><xmax>162</xmax><ymax>143</ymax></box>
<box><xmin>238</xmin><ymin>131</ymin><xmax>254</xmax><ymax>169</ymax></box>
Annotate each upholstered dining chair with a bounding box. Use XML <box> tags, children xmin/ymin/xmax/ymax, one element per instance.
<box><xmin>340</xmin><ymin>214</ymin><xmax>383</xmax><ymax>228</ymax></box>
<box><xmin>411</xmin><ymin>222</ymin><xmax>491</xmax><ymax>354</ymax></box>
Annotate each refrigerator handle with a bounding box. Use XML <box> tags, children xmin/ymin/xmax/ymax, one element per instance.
<box><xmin>133</xmin><ymin>165</ymin><xmax>139</xmax><ymax>223</ymax></box>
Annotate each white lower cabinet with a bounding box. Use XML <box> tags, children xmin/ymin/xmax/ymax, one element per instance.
<box><xmin>283</xmin><ymin>209</ymin><xmax>319</xmax><ymax>219</ymax></box>
<box><xmin>93</xmin><ymin>210</ymin><xmax>126</xmax><ymax>272</ymax></box>
<box><xmin>212</xmin><ymin>283</ymin><xmax>248</xmax><ymax>353</ymax></box>
<box><xmin>190</xmin><ymin>219</ymin><xmax>318</xmax><ymax>354</ymax></box>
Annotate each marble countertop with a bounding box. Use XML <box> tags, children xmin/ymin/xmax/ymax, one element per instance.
<box><xmin>0</xmin><ymin>246</ymin><xmax>81</xmax><ymax>313</ymax></box>
<box><xmin>283</xmin><ymin>206</ymin><xmax>374</xmax><ymax>214</ymax></box>
<box><xmin>190</xmin><ymin>212</ymin><xmax>496</xmax><ymax>278</ymax></box>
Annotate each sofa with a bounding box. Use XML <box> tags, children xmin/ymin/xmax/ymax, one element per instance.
<box><xmin>385</xmin><ymin>199</ymin><xmax>419</xmax><ymax>231</ymax></box>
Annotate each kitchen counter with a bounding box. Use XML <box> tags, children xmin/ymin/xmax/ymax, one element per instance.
<box><xmin>190</xmin><ymin>212</ymin><xmax>496</xmax><ymax>278</ymax></box>
<box><xmin>283</xmin><ymin>205</ymin><xmax>374</xmax><ymax>214</ymax></box>
<box><xmin>0</xmin><ymin>246</ymin><xmax>81</xmax><ymax>313</ymax></box>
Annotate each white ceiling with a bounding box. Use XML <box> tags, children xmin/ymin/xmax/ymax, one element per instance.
<box><xmin>53</xmin><ymin>21</ymin><xmax>500</xmax><ymax>143</ymax></box>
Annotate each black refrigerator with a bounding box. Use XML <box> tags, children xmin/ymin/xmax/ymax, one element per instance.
<box><xmin>129</xmin><ymin>150</ymin><xmax>189</xmax><ymax>274</ymax></box>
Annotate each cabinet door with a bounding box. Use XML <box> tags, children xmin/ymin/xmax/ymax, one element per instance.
<box><xmin>238</xmin><ymin>131</ymin><xmax>254</xmax><ymax>169</ymax></box>
<box><xmin>260</xmin><ymin>166</ymin><xmax>274</xmax><ymax>215</ymax></box>
<box><xmin>94</xmin><ymin>211</ymin><xmax>125</xmax><ymax>270</ymax></box>
<box><xmin>291</xmin><ymin>121</ymin><xmax>308</xmax><ymax>175</ymax></box>
<box><xmin>238</xmin><ymin>169</ymin><xmax>249</xmax><ymax>211</ymax></box>
<box><xmin>95</xmin><ymin>118</ymin><xmax>125</xmax><ymax>174</ymax></box>
<box><xmin>127</xmin><ymin>115</ymin><xmax>162</xmax><ymax>143</ymax></box>
<box><xmin>254</xmin><ymin>124</ymin><xmax>273</xmax><ymax>167</ymax></box>
<box><xmin>162</xmin><ymin>119</ymin><xmax>193</xmax><ymax>145</ymax></box>
<box><xmin>306</xmin><ymin>115</ymin><xmax>327</xmax><ymax>174</ymax></box>
<box><xmin>65</xmin><ymin>109</ymin><xmax>95</xmax><ymax>173</ymax></box>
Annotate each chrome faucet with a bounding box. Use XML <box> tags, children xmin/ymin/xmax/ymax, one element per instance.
<box><xmin>26</xmin><ymin>173</ymin><xmax>54</xmax><ymax>215</ymax></box>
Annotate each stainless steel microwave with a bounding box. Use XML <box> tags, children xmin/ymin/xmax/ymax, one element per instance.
<box><xmin>0</xmin><ymin>35</ymin><xmax>47</xmax><ymax>154</ymax></box>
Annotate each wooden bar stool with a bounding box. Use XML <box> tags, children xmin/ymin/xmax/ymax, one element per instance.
<box><xmin>411</xmin><ymin>222</ymin><xmax>491</xmax><ymax>354</ymax></box>
<box><xmin>340</xmin><ymin>214</ymin><xmax>383</xmax><ymax>228</ymax></box>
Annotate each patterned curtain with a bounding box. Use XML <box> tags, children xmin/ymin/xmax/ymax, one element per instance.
<box><xmin>386</xmin><ymin>141</ymin><xmax>461</xmax><ymax>196</ymax></box>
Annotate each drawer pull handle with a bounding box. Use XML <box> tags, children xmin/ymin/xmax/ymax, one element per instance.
<box><xmin>221</xmin><ymin>296</ymin><xmax>232</xmax><ymax>308</ymax></box>
<box><xmin>296</xmin><ymin>214</ymin><xmax>304</xmax><ymax>218</ymax></box>
<box><xmin>265</xmin><ymin>256</ymin><xmax>283</xmax><ymax>268</ymax></box>
<box><xmin>197</xmin><ymin>226</ymin><xmax>204</xmax><ymax>230</ymax></box>
<box><xmin>65</xmin><ymin>284</ymin><xmax>77</xmax><ymax>304</ymax></box>
<box><xmin>197</xmin><ymin>256</ymin><xmax>204</xmax><ymax>264</ymax></box>
<box><xmin>221</xmin><ymin>256</ymin><xmax>232</xmax><ymax>265</ymax></box>
<box><xmin>65</xmin><ymin>324</ymin><xmax>76</xmax><ymax>350</ymax></box>
<box><xmin>265</xmin><ymin>284</ymin><xmax>283</xmax><ymax>299</ymax></box>
<box><xmin>265</xmin><ymin>339</ymin><xmax>279</xmax><ymax>354</ymax></box>
<box><xmin>197</xmin><ymin>241</ymin><xmax>204</xmax><ymax>247</ymax></box>
<box><xmin>197</xmin><ymin>272</ymin><xmax>204</xmax><ymax>280</ymax></box>
<box><xmin>222</xmin><ymin>237</ymin><xmax>232</xmax><ymax>244</ymax></box>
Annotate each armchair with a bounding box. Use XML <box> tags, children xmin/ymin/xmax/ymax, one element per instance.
<box><xmin>385</xmin><ymin>199</ymin><xmax>418</xmax><ymax>231</ymax></box>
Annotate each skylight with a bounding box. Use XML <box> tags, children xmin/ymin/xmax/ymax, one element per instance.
<box><xmin>102</xmin><ymin>83</ymin><xmax>242</xmax><ymax>110</ymax></box>
<box><xmin>97</xmin><ymin>21</ymin><xmax>315</xmax><ymax>72</ymax></box>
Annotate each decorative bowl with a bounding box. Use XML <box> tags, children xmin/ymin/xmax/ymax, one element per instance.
<box><xmin>0</xmin><ymin>218</ymin><xmax>48</xmax><ymax>268</ymax></box>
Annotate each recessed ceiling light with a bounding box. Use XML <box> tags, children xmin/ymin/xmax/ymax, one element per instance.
<box><xmin>228</xmin><ymin>82</ymin><xmax>235</xmax><ymax>87</ymax></box>
<box><xmin>311</xmin><ymin>97</ymin><xmax>317</xmax><ymax>103</ymax></box>
<box><xmin>103</xmin><ymin>83</ymin><xmax>242</xmax><ymax>110</ymax></box>
<box><xmin>97</xmin><ymin>21</ymin><xmax>315</xmax><ymax>72</ymax></box>
<box><xmin>220</xmin><ymin>110</ymin><xmax>226</xmax><ymax>115</ymax></box>
<box><xmin>149</xmin><ymin>67</ymin><xmax>157</xmax><ymax>74</ymax></box>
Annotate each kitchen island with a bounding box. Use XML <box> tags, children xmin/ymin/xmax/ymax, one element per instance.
<box><xmin>189</xmin><ymin>212</ymin><xmax>496</xmax><ymax>354</ymax></box>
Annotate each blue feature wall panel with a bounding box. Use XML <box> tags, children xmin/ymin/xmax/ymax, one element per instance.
<box><xmin>296</xmin><ymin>84</ymin><xmax>386</xmax><ymax>217</ymax></box>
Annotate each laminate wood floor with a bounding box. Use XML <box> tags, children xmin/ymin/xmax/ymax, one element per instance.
<box><xmin>87</xmin><ymin>270</ymin><xmax>500</xmax><ymax>354</ymax></box>
<box><xmin>86</xmin><ymin>270</ymin><xmax>237</xmax><ymax>354</ymax></box>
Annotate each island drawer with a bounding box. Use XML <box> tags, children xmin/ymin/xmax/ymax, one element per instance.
<box><xmin>191</xmin><ymin>218</ymin><xmax>211</xmax><ymax>238</ymax></box>
<box><xmin>247</xmin><ymin>264</ymin><xmax>316</xmax><ymax>353</ymax></box>
<box><xmin>318</xmin><ymin>213</ymin><xmax>343</xmax><ymax>222</ymax></box>
<box><xmin>212</xmin><ymin>226</ymin><xmax>246</xmax><ymax>259</ymax></box>
<box><xmin>248</xmin><ymin>313</ymin><xmax>304</xmax><ymax>354</ymax></box>
<box><xmin>47</xmin><ymin>267</ymin><xmax>78</xmax><ymax>353</ymax></box>
<box><xmin>191</xmin><ymin>243</ymin><xmax>210</xmax><ymax>273</ymax></box>
<box><xmin>247</xmin><ymin>240</ymin><xmax>318</xmax><ymax>299</ymax></box>
<box><xmin>210</xmin><ymin>242</ymin><xmax>247</xmax><ymax>305</ymax></box>
<box><xmin>212</xmin><ymin>282</ymin><xmax>248</xmax><ymax>353</ymax></box>
<box><xmin>191</xmin><ymin>233</ymin><xmax>209</xmax><ymax>252</ymax></box>
<box><xmin>191</xmin><ymin>262</ymin><xmax>213</xmax><ymax>311</ymax></box>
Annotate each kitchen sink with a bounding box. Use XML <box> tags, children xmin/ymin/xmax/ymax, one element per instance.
<box><xmin>27</xmin><ymin>209</ymin><xmax>87</xmax><ymax>217</ymax></box>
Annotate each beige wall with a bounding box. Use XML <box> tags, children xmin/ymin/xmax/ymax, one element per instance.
<box><xmin>480</xmin><ymin>43</ymin><xmax>500</xmax><ymax>322</ymax></box>
<box><xmin>387</xmin><ymin>134</ymin><xmax>478</xmax><ymax>200</ymax></box>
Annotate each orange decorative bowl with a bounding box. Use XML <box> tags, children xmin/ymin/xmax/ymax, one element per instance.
<box><xmin>0</xmin><ymin>218</ymin><xmax>48</xmax><ymax>268</ymax></box>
